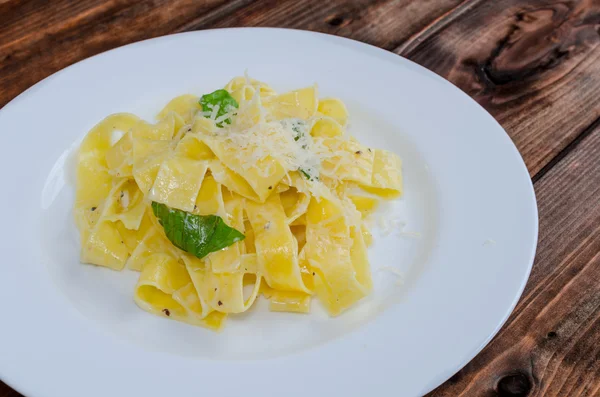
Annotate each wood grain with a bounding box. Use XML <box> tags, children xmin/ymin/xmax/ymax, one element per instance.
<box><xmin>399</xmin><ymin>0</ymin><xmax>600</xmax><ymax>177</ymax></box>
<box><xmin>428</xmin><ymin>123</ymin><xmax>600</xmax><ymax>397</ymax></box>
<box><xmin>0</xmin><ymin>0</ymin><xmax>254</xmax><ymax>109</ymax></box>
<box><xmin>0</xmin><ymin>0</ymin><xmax>468</xmax><ymax>110</ymax></box>
<box><xmin>209</xmin><ymin>0</ymin><xmax>467</xmax><ymax>50</ymax></box>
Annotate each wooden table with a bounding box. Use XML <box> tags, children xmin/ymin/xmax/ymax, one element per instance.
<box><xmin>2</xmin><ymin>1</ymin><xmax>599</xmax><ymax>396</ymax></box>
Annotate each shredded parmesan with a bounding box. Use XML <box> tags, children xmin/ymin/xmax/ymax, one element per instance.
<box><xmin>372</xmin><ymin>214</ymin><xmax>421</xmax><ymax>239</ymax></box>
<box><xmin>209</xmin><ymin>104</ymin><xmax>220</xmax><ymax>120</ymax></box>
<box><xmin>214</xmin><ymin>110</ymin><xmax>237</xmax><ymax>125</ymax></box>
<box><xmin>196</xmin><ymin>87</ymin><xmax>366</xmax><ymax>202</ymax></box>
<box><xmin>376</xmin><ymin>215</ymin><xmax>406</xmax><ymax>236</ymax></box>
<box><xmin>217</xmin><ymin>114</ymin><xmax>328</xmax><ymax>198</ymax></box>
<box><xmin>195</xmin><ymin>76</ymin><xmax>400</xmax><ymax>228</ymax></box>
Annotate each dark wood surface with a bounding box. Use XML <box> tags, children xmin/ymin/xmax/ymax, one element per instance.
<box><xmin>1</xmin><ymin>1</ymin><xmax>599</xmax><ymax>396</ymax></box>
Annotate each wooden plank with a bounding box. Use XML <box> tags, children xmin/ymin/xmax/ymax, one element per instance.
<box><xmin>428</xmin><ymin>125</ymin><xmax>600</xmax><ymax>396</ymax></box>
<box><xmin>210</xmin><ymin>0</ymin><xmax>466</xmax><ymax>50</ymax></box>
<box><xmin>399</xmin><ymin>0</ymin><xmax>600</xmax><ymax>176</ymax></box>
<box><xmin>0</xmin><ymin>1</ymin><xmax>127</xmax><ymax>51</ymax></box>
<box><xmin>0</xmin><ymin>0</ymin><xmax>254</xmax><ymax>109</ymax></box>
<box><xmin>0</xmin><ymin>0</ymin><xmax>468</xmax><ymax>109</ymax></box>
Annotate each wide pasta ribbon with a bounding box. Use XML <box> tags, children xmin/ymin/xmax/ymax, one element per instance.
<box><xmin>75</xmin><ymin>75</ymin><xmax>403</xmax><ymax>330</ymax></box>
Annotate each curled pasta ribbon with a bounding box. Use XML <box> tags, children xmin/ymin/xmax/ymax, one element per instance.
<box><xmin>75</xmin><ymin>75</ymin><xmax>403</xmax><ymax>329</ymax></box>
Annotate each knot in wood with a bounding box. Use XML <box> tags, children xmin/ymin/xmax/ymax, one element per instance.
<box><xmin>496</xmin><ymin>372</ymin><xmax>532</xmax><ymax>397</ymax></box>
<box><xmin>481</xmin><ymin>4</ymin><xmax>592</xmax><ymax>87</ymax></box>
<box><xmin>328</xmin><ymin>16</ymin><xmax>344</xmax><ymax>27</ymax></box>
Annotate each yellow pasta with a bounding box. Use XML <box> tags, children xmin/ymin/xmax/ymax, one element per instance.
<box><xmin>157</xmin><ymin>94</ymin><xmax>202</xmax><ymax>124</ymax></box>
<box><xmin>201</xmin><ymin>133</ymin><xmax>287</xmax><ymax>201</ymax></box>
<box><xmin>265</xmin><ymin>86</ymin><xmax>318</xmax><ymax>120</ymax></box>
<box><xmin>361</xmin><ymin>149</ymin><xmax>403</xmax><ymax>198</ymax></box>
<box><xmin>105</xmin><ymin>131</ymin><xmax>134</xmax><ymax>177</ymax></box>
<box><xmin>317</xmin><ymin>98</ymin><xmax>349</xmax><ymax>126</ymax></box>
<box><xmin>148</xmin><ymin>156</ymin><xmax>208</xmax><ymax>212</ymax></box>
<box><xmin>310</xmin><ymin>116</ymin><xmax>344</xmax><ymax>138</ymax></box>
<box><xmin>75</xmin><ymin>75</ymin><xmax>403</xmax><ymax>330</ymax></box>
<box><xmin>246</xmin><ymin>194</ymin><xmax>310</xmax><ymax>293</ymax></box>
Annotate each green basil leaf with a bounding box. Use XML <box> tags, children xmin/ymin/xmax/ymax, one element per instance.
<box><xmin>199</xmin><ymin>89</ymin><xmax>239</xmax><ymax>127</ymax></box>
<box><xmin>201</xmin><ymin>216</ymin><xmax>246</xmax><ymax>255</ymax></box>
<box><xmin>151</xmin><ymin>202</ymin><xmax>244</xmax><ymax>259</ymax></box>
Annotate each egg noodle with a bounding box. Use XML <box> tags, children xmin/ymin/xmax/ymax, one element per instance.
<box><xmin>74</xmin><ymin>75</ymin><xmax>403</xmax><ymax>331</ymax></box>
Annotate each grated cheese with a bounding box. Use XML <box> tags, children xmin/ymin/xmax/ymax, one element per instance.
<box><xmin>372</xmin><ymin>214</ymin><xmax>421</xmax><ymax>239</ymax></box>
<box><xmin>209</xmin><ymin>104</ymin><xmax>220</xmax><ymax>121</ymax></box>
<box><xmin>376</xmin><ymin>215</ymin><xmax>406</xmax><ymax>236</ymax></box>
<box><xmin>195</xmin><ymin>77</ymin><xmax>396</xmax><ymax>227</ymax></box>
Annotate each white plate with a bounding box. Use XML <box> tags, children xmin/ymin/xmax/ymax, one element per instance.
<box><xmin>0</xmin><ymin>28</ymin><xmax>537</xmax><ymax>397</ymax></box>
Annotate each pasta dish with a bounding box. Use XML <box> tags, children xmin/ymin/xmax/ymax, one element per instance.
<box><xmin>74</xmin><ymin>76</ymin><xmax>402</xmax><ymax>330</ymax></box>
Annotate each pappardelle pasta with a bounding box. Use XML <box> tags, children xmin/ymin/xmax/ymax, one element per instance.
<box><xmin>75</xmin><ymin>75</ymin><xmax>403</xmax><ymax>331</ymax></box>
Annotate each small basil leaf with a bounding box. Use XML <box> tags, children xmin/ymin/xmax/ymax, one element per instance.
<box><xmin>199</xmin><ymin>89</ymin><xmax>239</xmax><ymax>127</ymax></box>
